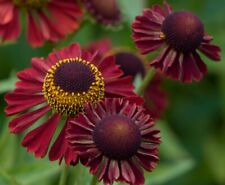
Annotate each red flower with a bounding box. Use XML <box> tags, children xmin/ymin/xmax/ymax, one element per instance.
<box><xmin>5</xmin><ymin>42</ymin><xmax>141</xmax><ymax>164</ymax></box>
<box><xmin>115</xmin><ymin>52</ymin><xmax>146</xmax><ymax>80</ymax></box>
<box><xmin>132</xmin><ymin>1</ymin><xmax>221</xmax><ymax>83</ymax></box>
<box><xmin>0</xmin><ymin>0</ymin><xmax>82</xmax><ymax>47</ymax></box>
<box><xmin>67</xmin><ymin>98</ymin><xmax>160</xmax><ymax>185</ymax></box>
<box><xmin>144</xmin><ymin>74</ymin><xmax>168</xmax><ymax>119</ymax></box>
<box><xmin>82</xmin><ymin>0</ymin><xmax>121</xmax><ymax>25</ymax></box>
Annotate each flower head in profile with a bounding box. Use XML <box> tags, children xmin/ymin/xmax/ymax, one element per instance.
<box><xmin>115</xmin><ymin>52</ymin><xmax>146</xmax><ymax>80</ymax></box>
<box><xmin>4</xmin><ymin>42</ymin><xmax>141</xmax><ymax>164</ymax></box>
<box><xmin>0</xmin><ymin>0</ymin><xmax>83</xmax><ymax>47</ymax></box>
<box><xmin>67</xmin><ymin>98</ymin><xmax>160</xmax><ymax>185</ymax></box>
<box><xmin>132</xmin><ymin>1</ymin><xmax>221</xmax><ymax>83</ymax></box>
<box><xmin>82</xmin><ymin>0</ymin><xmax>122</xmax><ymax>26</ymax></box>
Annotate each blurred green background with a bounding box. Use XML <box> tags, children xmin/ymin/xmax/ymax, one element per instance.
<box><xmin>0</xmin><ymin>0</ymin><xmax>225</xmax><ymax>185</ymax></box>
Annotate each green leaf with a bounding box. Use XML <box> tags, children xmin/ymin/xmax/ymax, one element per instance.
<box><xmin>157</xmin><ymin>120</ymin><xmax>190</xmax><ymax>160</ymax></box>
<box><xmin>0</xmin><ymin>168</ymin><xmax>22</xmax><ymax>185</ymax></box>
<box><xmin>10</xmin><ymin>161</ymin><xmax>60</xmax><ymax>185</ymax></box>
<box><xmin>204</xmin><ymin>136</ymin><xmax>225</xmax><ymax>184</ymax></box>
<box><xmin>0</xmin><ymin>72</ymin><xmax>17</xmax><ymax>94</ymax></box>
<box><xmin>146</xmin><ymin>159</ymin><xmax>195</xmax><ymax>185</ymax></box>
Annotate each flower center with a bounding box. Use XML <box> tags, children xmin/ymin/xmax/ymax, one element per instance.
<box><xmin>115</xmin><ymin>52</ymin><xmax>145</xmax><ymax>79</ymax></box>
<box><xmin>161</xmin><ymin>11</ymin><xmax>204</xmax><ymax>53</ymax></box>
<box><xmin>91</xmin><ymin>0</ymin><xmax>120</xmax><ymax>18</ymax></box>
<box><xmin>43</xmin><ymin>58</ymin><xmax>105</xmax><ymax>116</ymax></box>
<box><xmin>93</xmin><ymin>115</ymin><xmax>141</xmax><ymax>160</ymax></box>
<box><xmin>13</xmin><ymin>0</ymin><xmax>48</xmax><ymax>8</ymax></box>
<box><xmin>54</xmin><ymin>62</ymin><xmax>95</xmax><ymax>93</ymax></box>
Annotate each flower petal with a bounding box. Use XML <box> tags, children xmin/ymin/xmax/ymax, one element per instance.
<box><xmin>22</xmin><ymin>114</ymin><xmax>61</xmax><ymax>158</ymax></box>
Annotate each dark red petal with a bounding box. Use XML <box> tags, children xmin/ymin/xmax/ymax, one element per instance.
<box><xmin>135</xmin><ymin>40</ymin><xmax>164</xmax><ymax>55</ymax></box>
<box><xmin>129</xmin><ymin>160</ymin><xmax>145</xmax><ymax>185</ymax></box>
<box><xmin>181</xmin><ymin>54</ymin><xmax>202</xmax><ymax>83</ymax></box>
<box><xmin>56</xmin><ymin>42</ymin><xmax>82</xmax><ymax>60</ymax></box>
<box><xmin>38</xmin><ymin>11</ymin><xmax>64</xmax><ymax>42</ymax></box>
<box><xmin>27</xmin><ymin>11</ymin><xmax>44</xmax><ymax>47</ymax></box>
<box><xmin>9</xmin><ymin>105</ymin><xmax>51</xmax><ymax>133</ymax></box>
<box><xmin>0</xmin><ymin>2</ymin><xmax>14</xmax><ymax>24</ymax></box>
<box><xmin>97</xmin><ymin>56</ymin><xmax>122</xmax><ymax>80</ymax></box>
<box><xmin>141</xmin><ymin>130</ymin><xmax>160</xmax><ymax>144</ymax></box>
<box><xmin>22</xmin><ymin>114</ymin><xmax>61</xmax><ymax>158</ymax></box>
<box><xmin>97</xmin><ymin>157</ymin><xmax>109</xmax><ymax>181</ymax></box>
<box><xmin>0</xmin><ymin>7</ymin><xmax>20</xmax><ymax>41</ymax></box>
<box><xmin>48</xmin><ymin>0</ymin><xmax>82</xmax><ymax>34</ymax></box>
<box><xmin>85</xmin><ymin>39</ymin><xmax>111</xmax><ymax>64</ymax></box>
<box><xmin>15</xmin><ymin>80</ymin><xmax>42</xmax><ymax>94</ymax></box>
<box><xmin>150</xmin><ymin>46</ymin><xmax>171</xmax><ymax>70</ymax></box>
<box><xmin>105</xmin><ymin>76</ymin><xmax>136</xmax><ymax>97</ymax></box>
<box><xmin>31</xmin><ymin>57</ymin><xmax>50</xmax><ymax>73</ymax></box>
<box><xmin>89</xmin><ymin>155</ymin><xmax>104</xmax><ymax>174</ymax></box>
<box><xmin>164</xmin><ymin>53</ymin><xmax>182</xmax><ymax>81</ymax></box>
<box><xmin>144</xmin><ymin>74</ymin><xmax>168</xmax><ymax>119</ymax></box>
<box><xmin>198</xmin><ymin>43</ymin><xmax>221</xmax><ymax>61</ymax></box>
<box><xmin>108</xmin><ymin>160</ymin><xmax>120</xmax><ymax>182</ymax></box>
<box><xmin>192</xmin><ymin>51</ymin><xmax>208</xmax><ymax>74</ymax></box>
<box><xmin>49</xmin><ymin>119</ymin><xmax>78</xmax><ymax>165</ymax></box>
<box><xmin>163</xmin><ymin>1</ymin><xmax>173</xmax><ymax>15</ymax></box>
<box><xmin>5</xmin><ymin>94</ymin><xmax>46</xmax><ymax>116</ymax></box>
<box><xmin>121</xmin><ymin>161</ymin><xmax>136</xmax><ymax>184</ymax></box>
<box><xmin>17</xmin><ymin>68</ymin><xmax>44</xmax><ymax>83</ymax></box>
<box><xmin>135</xmin><ymin>150</ymin><xmax>158</xmax><ymax>171</ymax></box>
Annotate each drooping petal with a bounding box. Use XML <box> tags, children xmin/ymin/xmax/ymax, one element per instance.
<box><xmin>22</xmin><ymin>114</ymin><xmax>61</xmax><ymax>158</ymax></box>
<box><xmin>0</xmin><ymin>7</ymin><xmax>20</xmax><ymax>41</ymax></box>
<box><xmin>49</xmin><ymin>118</ymin><xmax>78</xmax><ymax>165</ymax></box>
<box><xmin>5</xmin><ymin>94</ymin><xmax>46</xmax><ymax>116</ymax></box>
<box><xmin>9</xmin><ymin>105</ymin><xmax>51</xmax><ymax>133</ymax></box>
<box><xmin>198</xmin><ymin>43</ymin><xmax>221</xmax><ymax>61</ymax></box>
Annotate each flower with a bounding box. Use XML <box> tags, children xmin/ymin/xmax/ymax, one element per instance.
<box><xmin>132</xmin><ymin>1</ymin><xmax>221</xmax><ymax>83</ymax></box>
<box><xmin>4</xmin><ymin>42</ymin><xmax>141</xmax><ymax>164</ymax></box>
<box><xmin>144</xmin><ymin>74</ymin><xmax>168</xmax><ymax>119</ymax></box>
<box><xmin>0</xmin><ymin>0</ymin><xmax>83</xmax><ymax>47</ymax></box>
<box><xmin>66</xmin><ymin>98</ymin><xmax>160</xmax><ymax>185</ymax></box>
<box><xmin>82</xmin><ymin>0</ymin><xmax>121</xmax><ymax>25</ymax></box>
<box><xmin>115</xmin><ymin>52</ymin><xmax>146</xmax><ymax>80</ymax></box>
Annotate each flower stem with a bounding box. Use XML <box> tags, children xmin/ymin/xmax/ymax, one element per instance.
<box><xmin>137</xmin><ymin>68</ymin><xmax>155</xmax><ymax>95</ymax></box>
<box><xmin>90</xmin><ymin>176</ymin><xmax>98</xmax><ymax>185</ymax></box>
<box><xmin>59</xmin><ymin>164</ymin><xmax>69</xmax><ymax>185</ymax></box>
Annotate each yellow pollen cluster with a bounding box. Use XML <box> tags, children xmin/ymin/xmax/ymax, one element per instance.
<box><xmin>43</xmin><ymin>58</ymin><xmax>105</xmax><ymax>116</ymax></box>
<box><xmin>13</xmin><ymin>0</ymin><xmax>48</xmax><ymax>8</ymax></box>
<box><xmin>159</xmin><ymin>32</ymin><xmax>166</xmax><ymax>39</ymax></box>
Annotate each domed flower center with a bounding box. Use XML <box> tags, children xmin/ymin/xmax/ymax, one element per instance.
<box><xmin>43</xmin><ymin>58</ymin><xmax>105</xmax><ymax>116</ymax></box>
<box><xmin>161</xmin><ymin>11</ymin><xmax>204</xmax><ymax>53</ymax></box>
<box><xmin>91</xmin><ymin>0</ymin><xmax>120</xmax><ymax>18</ymax></box>
<box><xmin>93</xmin><ymin>115</ymin><xmax>141</xmax><ymax>160</ymax></box>
<box><xmin>115</xmin><ymin>52</ymin><xmax>145</xmax><ymax>79</ymax></box>
<box><xmin>54</xmin><ymin>62</ymin><xmax>95</xmax><ymax>92</ymax></box>
<box><xmin>13</xmin><ymin>0</ymin><xmax>48</xmax><ymax>8</ymax></box>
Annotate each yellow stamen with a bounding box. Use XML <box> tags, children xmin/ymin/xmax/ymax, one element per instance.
<box><xmin>159</xmin><ymin>32</ymin><xmax>166</xmax><ymax>39</ymax></box>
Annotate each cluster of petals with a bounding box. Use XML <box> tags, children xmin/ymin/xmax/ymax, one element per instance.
<box><xmin>132</xmin><ymin>1</ymin><xmax>221</xmax><ymax>83</ymax></box>
<box><xmin>4</xmin><ymin>42</ymin><xmax>141</xmax><ymax>164</ymax></box>
<box><xmin>67</xmin><ymin>98</ymin><xmax>160</xmax><ymax>185</ymax></box>
<box><xmin>0</xmin><ymin>0</ymin><xmax>82</xmax><ymax>47</ymax></box>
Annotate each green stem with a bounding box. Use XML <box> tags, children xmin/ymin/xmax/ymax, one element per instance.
<box><xmin>137</xmin><ymin>68</ymin><xmax>155</xmax><ymax>95</ymax></box>
<box><xmin>59</xmin><ymin>164</ymin><xmax>69</xmax><ymax>185</ymax></box>
<box><xmin>90</xmin><ymin>176</ymin><xmax>98</xmax><ymax>185</ymax></box>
